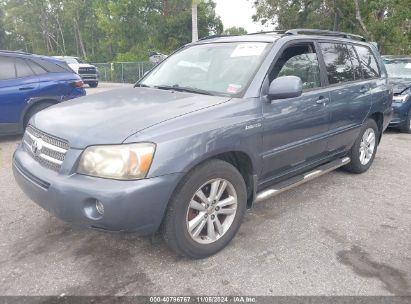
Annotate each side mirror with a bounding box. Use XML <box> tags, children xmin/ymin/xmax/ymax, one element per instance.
<box><xmin>268</xmin><ymin>76</ymin><xmax>303</xmax><ymax>101</ymax></box>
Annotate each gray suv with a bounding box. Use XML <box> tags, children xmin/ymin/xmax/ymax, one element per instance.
<box><xmin>13</xmin><ymin>29</ymin><xmax>393</xmax><ymax>258</ymax></box>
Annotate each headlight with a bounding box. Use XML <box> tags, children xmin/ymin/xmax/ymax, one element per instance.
<box><xmin>77</xmin><ymin>143</ymin><xmax>155</xmax><ymax>180</ymax></box>
<box><xmin>393</xmin><ymin>95</ymin><xmax>409</xmax><ymax>103</ymax></box>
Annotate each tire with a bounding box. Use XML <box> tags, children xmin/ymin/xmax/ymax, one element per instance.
<box><xmin>399</xmin><ymin>109</ymin><xmax>411</xmax><ymax>134</ymax></box>
<box><xmin>23</xmin><ymin>102</ymin><xmax>55</xmax><ymax>129</ymax></box>
<box><xmin>89</xmin><ymin>82</ymin><xmax>98</xmax><ymax>88</ymax></box>
<box><xmin>162</xmin><ymin>159</ymin><xmax>247</xmax><ymax>259</ymax></box>
<box><xmin>344</xmin><ymin>118</ymin><xmax>379</xmax><ymax>174</ymax></box>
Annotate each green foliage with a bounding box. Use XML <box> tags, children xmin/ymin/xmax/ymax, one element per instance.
<box><xmin>252</xmin><ymin>0</ymin><xmax>411</xmax><ymax>55</ymax></box>
<box><xmin>223</xmin><ymin>26</ymin><xmax>248</xmax><ymax>36</ymax></box>
<box><xmin>0</xmin><ymin>0</ymin><xmax>222</xmax><ymax>61</ymax></box>
<box><xmin>0</xmin><ymin>4</ymin><xmax>5</xmax><ymax>46</ymax></box>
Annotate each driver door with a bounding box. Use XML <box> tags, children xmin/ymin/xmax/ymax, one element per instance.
<box><xmin>261</xmin><ymin>42</ymin><xmax>330</xmax><ymax>182</ymax></box>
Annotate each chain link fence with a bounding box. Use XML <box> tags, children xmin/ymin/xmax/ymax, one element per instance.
<box><xmin>92</xmin><ymin>62</ymin><xmax>156</xmax><ymax>83</ymax></box>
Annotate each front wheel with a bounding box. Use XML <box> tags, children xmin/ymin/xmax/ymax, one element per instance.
<box><xmin>344</xmin><ymin>119</ymin><xmax>379</xmax><ymax>174</ymax></box>
<box><xmin>399</xmin><ymin>109</ymin><xmax>411</xmax><ymax>134</ymax></box>
<box><xmin>89</xmin><ymin>82</ymin><xmax>98</xmax><ymax>88</ymax></box>
<box><xmin>162</xmin><ymin>159</ymin><xmax>247</xmax><ymax>259</ymax></box>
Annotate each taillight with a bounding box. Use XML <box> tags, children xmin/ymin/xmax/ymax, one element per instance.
<box><xmin>71</xmin><ymin>80</ymin><xmax>84</xmax><ymax>88</ymax></box>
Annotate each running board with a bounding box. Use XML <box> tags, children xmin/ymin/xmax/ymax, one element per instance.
<box><xmin>255</xmin><ymin>157</ymin><xmax>351</xmax><ymax>203</ymax></box>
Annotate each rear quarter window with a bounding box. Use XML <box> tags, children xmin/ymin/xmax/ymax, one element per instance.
<box><xmin>33</xmin><ymin>58</ymin><xmax>72</xmax><ymax>73</ymax></box>
<box><xmin>354</xmin><ymin>45</ymin><xmax>380</xmax><ymax>79</ymax></box>
<box><xmin>27</xmin><ymin>59</ymin><xmax>48</xmax><ymax>75</ymax></box>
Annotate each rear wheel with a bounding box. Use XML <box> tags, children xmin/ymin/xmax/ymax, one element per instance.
<box><xmin>23</xmin><ymin>102</ymin><xmax>54</xmax><ymax>129</ymax></box>
<box><xmin>399</xmin><ymin>109</ymin><xmax>411</xmax><ymax>134</ymax></box>
<box><xmin>89</xmin><ymin>82</ymin><xmax>98</xmax><ymax>88</ymax></box>
<box><xmin>344</xmin><ymin>119</ymin><xmax>379</xmax><ymax>174</ymax></box>
<box><xmin>162</xmin><ymin>159</ymin><xmax>247</xmax><ymax>259</ymax></box>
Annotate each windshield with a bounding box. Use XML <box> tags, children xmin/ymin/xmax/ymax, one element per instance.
<box><xmin>384</xmin><ymin>58</ymin><xmax>411</xmax><ymax>79</ymax></box>
<box><xmin>140</xmin><ymin>42</ymin><xmax>271</xmax><ymax>96</ymax></box>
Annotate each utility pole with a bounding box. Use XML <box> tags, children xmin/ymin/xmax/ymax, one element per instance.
<box><xmin>192</xmin><ymin>0</ymin><xmax>199</xmax><ymax>42</ymax></box>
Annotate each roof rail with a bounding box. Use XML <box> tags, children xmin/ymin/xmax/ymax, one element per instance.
<box><xmin>197</xmin><ymin>35</ymin><xmax>232</xmax><ymax>41</ymax></box>
<box><xmin>0</xmin><ymin>50</ymin><xmax>32</xmax><ymax>55</ymax></box>
<box><xmin>285</xmin><ymin>29</ymin><xmax>366</xmax><ymax>42</ymax></box>
<box><xmin>247</xmin><ymin>30</ymin><xmax>286</xmax><ymax>36</ymax></box>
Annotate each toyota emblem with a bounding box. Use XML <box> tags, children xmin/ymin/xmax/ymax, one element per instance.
<box><xmin>31</xmin><ymin>138</ymin><xmax>43</xmax><ymax>156</ymax></box>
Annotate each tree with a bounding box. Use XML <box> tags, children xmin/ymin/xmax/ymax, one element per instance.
<box><xmin>223</xmin><ymin>26</ymin><xmax>248</xmax><ymax>36</ymax></box>
<box><xmin>192</xmin><ymin>0</ymin><xmax>199</xmax><ymax>42</ymax></box>
<box><xmin>0</xmin><ymin>0</ymin><xmax>223</xmax><ymax>60</ymax></box>
<box><xmin>252</xmin><ymin>0</ymin><xmax>411</xmax><ymax>54</ymax></box>
<box><xmin>0</xmin><ymin>4</ymin><xmax>6</xmax><ymax>47</ymax></box>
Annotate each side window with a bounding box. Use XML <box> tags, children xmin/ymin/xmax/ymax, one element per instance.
<box><xmin>15</xmin><ymin>58</ymin><xmax>34</xmax><ymax>78</ymax></box>
<box><xmin>346</xmin><ymin>45</ymin><xmax>362</xmax><ymax>80</ymax></box>
<box><xmin>270</xmin><ymin>44</ymin><xmax>321</xmax><ymax>90</ymax></box>
<box><xmin>0</xmin><ymin>56</ymin><xmax>16</xmax><ymax>80</ymax></box>
<box><xmin>27</xmin><ymin>60</ymin><xmax>47</xmax><ymax>75</ymax></box>
<box><xmin>34</xmin><ymin>58</ymin><xmax>71</xmax><ymax>73</ymax></box>
<box><xmin>320</xmin><ymin>42</ymin><xmax>355</xmax><ymax>84</ymax></box>
<box><xmin>354</xmin><ymin>45</ymin><xmax>380</xmax><ymax>79</ymax></box>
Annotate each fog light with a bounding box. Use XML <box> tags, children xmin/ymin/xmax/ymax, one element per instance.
<box><xmin>96</xmin><ymin>200</ymin><xmax>104</xmax><ymax>215</ymax></box>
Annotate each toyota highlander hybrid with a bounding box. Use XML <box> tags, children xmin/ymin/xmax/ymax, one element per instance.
<box><xmin>13</xmin><ymin>30</ymin><xmax>393</xmax><ymax>258</ymax></box>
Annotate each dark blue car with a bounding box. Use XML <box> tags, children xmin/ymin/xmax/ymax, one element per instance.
<box><xmin>0</xmin><ymin>51</ymin><xmax>86</xmax><ymax>135</ymax></box>
<box><xmin>383</xmin><ymin>56</ymin><xmax>411</xmax><ymax>133</ymax></box>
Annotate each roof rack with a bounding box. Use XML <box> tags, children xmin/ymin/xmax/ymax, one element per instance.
<box><xmin>285</xmin><ymin>29</ymin><xmax>366</xmax><ymax>41</ymax></box>
<box><xmin>198</xmin><ymin>35</ymin><xmax>232</xmax><ymax>41</ymax></box>
<box><xmin>247</xmin><ymin>30</ymin><xmax>286</xmax><ymax>36</ymax></box>
<box><xmin>0</xmin><ymin>50</ymin><xmax>32</xmax><ymax>55</ymax></box>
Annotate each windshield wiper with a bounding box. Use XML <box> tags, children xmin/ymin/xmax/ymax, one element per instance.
<box><xmin>154</xmin><ymin>85</ymin><xmax>214</xmax><ymax>96</ymax></box>
<box><xmin>134</xmin><ymin>83</ymin><xmax>151</xmax><ymax>88</ymax></box>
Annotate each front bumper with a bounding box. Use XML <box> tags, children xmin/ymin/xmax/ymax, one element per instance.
<box><xmin>13</xmin><ymin>145</ymin><xmax>182</xmax><ymax>234</ymax></box>
<box><xmin>389</xmin><ymin>102</ymin><xmax>410</xmax><ymax>127</ymax></box>
<box><xmin>79</xmin><ymin>74</ymin><xmax>98</xmax><ymax>83</ymax></box>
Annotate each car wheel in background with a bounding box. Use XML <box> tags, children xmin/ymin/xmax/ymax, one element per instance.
<box><xmin>23</xmin><ymin>102</ymin><xmax>55</xmax><ymax>129</ymax></box>
<box><xmin>344</xmin><ymin>118</ymin><xmax>379</xmax><ymax>174</ymax></box>
<box><xmin>399</xmin><ymin>109</ymin><xmax>411</xmax><ymax>134</ymax></box>
<box><xmin>162</xmin><ymin>159</ymin><xmax>247</xmax><ymax>259</ymax></box>
<box><xmin>89</xmin><ymin>82</ymin><xmax>98</xmax><ymax>88</ymax></box>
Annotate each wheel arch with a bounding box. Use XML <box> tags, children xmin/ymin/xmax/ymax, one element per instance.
<box><xmin>173</xmin><ymin>150</ymin><xmax>257</xmax><ymax>211</ymax></box>
<box><xmin>368</xmin><ymin>111</ymin><xmax>384</xmax><ymax>144</ymax></box>
<box><xmin>19</xmin><ymin>97</ymin><xmax>61</xmax><ymax>132</ymax></box>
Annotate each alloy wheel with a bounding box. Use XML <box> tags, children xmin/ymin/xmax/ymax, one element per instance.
<box><xmin>359</xmin><ymin>128</ymin><xmax>376</xmax><ymax>165</ymax></box>
<box><xmin>186</xmin><ymin>178</ymin><xmax>238</xmax><ymax>244</ymax></box>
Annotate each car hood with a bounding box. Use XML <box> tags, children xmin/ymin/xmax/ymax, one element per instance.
<box><xmin>388</xmin><ymin>78</ymin><xmax>411</xmax><ymax>95</ymax></box>
<box><xmin>31</xmin><ymin>87</ymin><xmax>230</xmax><ymax>149</ymax></box>
<box><xmin>68</xmin><ymin>63</ymin><xmax>95</xmax><ymax>71</ymax></box>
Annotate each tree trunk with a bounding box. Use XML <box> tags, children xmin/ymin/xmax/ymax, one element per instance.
<box><xmin>192</xmin><ymin>1</ymin><xmax>199</xmax><ymax>42</ymax></box>
<box><xmin>73</xmin><ymin>16</ymin><xmax>87</xmax><ymax>58</ymax></box>
<box><xmin>333</xmin><ymin>0</ymin><xmax>340</xmax><ymax>31</ymax></box>
<box><xmin>353</xmin><ymin>0</ymin><xmax>374</xmax><ymax>40</ymax></box>
<box><xmin>56</xmin><ymin>14</ymin><xmax>66</xmax><ymax>55</ymax></box>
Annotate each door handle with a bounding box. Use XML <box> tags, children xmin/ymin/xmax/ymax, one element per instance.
<box><xmin>316</xmin><ymin>97</ymin><xmax>329</xmax><ymax>104</ymax></box>
<box><xmin>360</xmin><ymin>86</ymin><xmax>369</xmax><ymax>93</ymax></box>
<box><xmin>19</xmin><ymin>87</ymin><xmax>35</xmax><ymax>91</ymax></box>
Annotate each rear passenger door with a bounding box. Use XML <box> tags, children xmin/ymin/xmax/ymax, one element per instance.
<box><xmin>318</xmin><ymin>42</ymin><xmax>375</xmax><ymax>154</ymax></box>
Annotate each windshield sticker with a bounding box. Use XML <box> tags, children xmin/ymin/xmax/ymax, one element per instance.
<box><xmin>231</xmin><ymin>43</ymin><xmax>266</xmax><ymax>57</ymax></box>
<box><xmin>227</xmin><ymin>84</ymin><xmax>242</xmax><ymax>94</ymax></box>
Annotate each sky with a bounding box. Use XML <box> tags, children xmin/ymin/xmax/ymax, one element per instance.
<box><xmin>214</xmin><ymin>0</ymin><xmax>271</xmax><ymax>33</ymax></box>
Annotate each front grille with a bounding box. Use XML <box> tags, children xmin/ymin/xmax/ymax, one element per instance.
<box><xmin>23</xmin><ymin>125</ymin><xmax>69</xmax><ymax>171</ymax></box>
<box><xmin>78</xmin><ymin>67</ymin><xmax>96</xmax><ymax>74</ymax></box>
